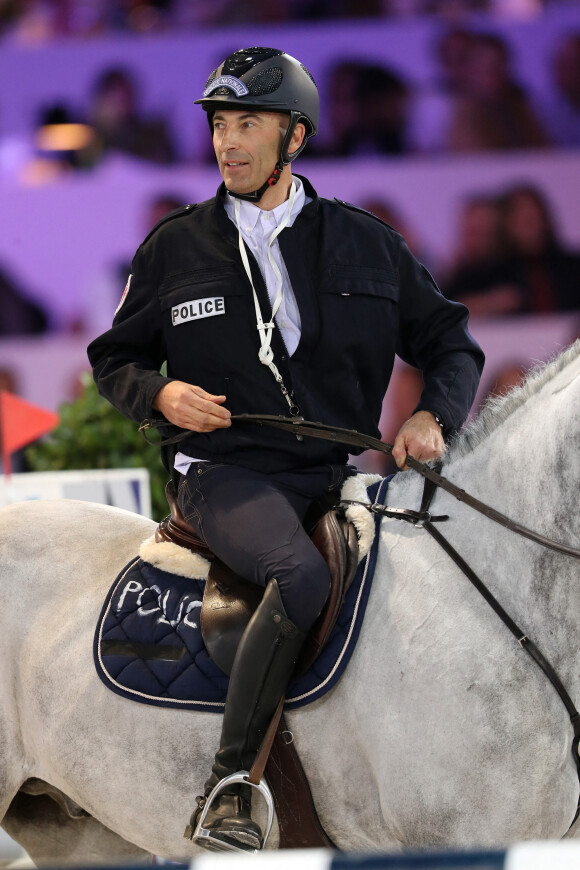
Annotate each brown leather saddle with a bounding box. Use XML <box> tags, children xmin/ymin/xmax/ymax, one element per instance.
<box><xmin>156</xmin><ymin>481</ymin><xmax>359</xmax><ymax>678</ymax></box>
<box><xmin>156</xmin><ymin>480</ymin><xmax>359</xmax><ymax>848</ymax></box>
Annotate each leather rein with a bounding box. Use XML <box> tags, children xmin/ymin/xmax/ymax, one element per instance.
<box><xmin>231</xmin><ymin>413</ymin><xmax>580</xmax><ymax>817</ymax></box>
<box><xmin>231</xmin><ymin>413</ymin><xmax>580</xmax><ymax>559</ymax></box>
<box><xmin>141</xmin><ymin>410</ymin><xmax>580</xmax><ymax>823</ymax></box>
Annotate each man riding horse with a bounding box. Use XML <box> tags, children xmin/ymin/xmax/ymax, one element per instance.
<box><xmin>88</xmin><ymin>46</ymin><xmax>484</xmax><ymax>852</ymax></box>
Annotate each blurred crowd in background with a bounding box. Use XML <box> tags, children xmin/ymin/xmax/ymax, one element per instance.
<box><xmin>1</xmin><ymin>0</ymin><xmax>580</xmax><ymax>471</ymax></box>
<box><xmin>3</xmin><ymin>11</ymin><xmax>579</xmax><ymax>334</ymax></box>
<box><xmin>0</xmin><ymin>0</ymin><xmax>570</xmax><ymax>39</ymax></box>
<box><xmin>8</xmin><ymin>24</ymin><xmax>580</xmax><ymax>167</ymax></box>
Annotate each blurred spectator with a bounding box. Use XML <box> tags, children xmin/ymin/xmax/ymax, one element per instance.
<box><xmin>314</xmin><ymin>60</ymin><xmax>411</xmax><ymax>157</ymax></box>
<box><xmin>172</xmin><ymin>0</ymin><xmax>293</xmax><ymax>26</ymax></box>
<box><xmin>388</xmin><ymin>0</ymin><xmax>491</xmax><ymax>12</ymax></box>
<box><xmin>408</xmin><ymin>27</ymin><xmax>474</xmax><ymax>153</ymax></box>
<box><xmin>85</xmin><ymin>66</ymin><xmax>176</xmax><ymax>165</ymax></box>
<box><xmin>0</xmin><ymin>265</ymin><xmax>50</xmax><ymax>336</ymax></box>
<box><xmin>541</xmin><ymin>32</ymin><xmax>580</xmax><ymax>147</ymax></box>
<box><xmin>443</xmin><ymin>194</ymin><xmax>525</xmax><ymax>316</ymax></box>
<box><xmin>434</xmin><ymin>26</ymin><xmax>475</xmax><ymax>93</ymax></box>
<box><xmin>107</xmin><ymin>0</ymin><xmax>175</xmax><ymax>33</ymax></box>
<box><xmin>472</xmin><ymin>358</ymin><xmax>529</xmax><ymax>420</ymax></box>
<box><xmin>482</xmin><ymin>360</ymin><xmax>528</xmax><ymax>401</ymax></box>
<box><xmin>360</xmin><ymin>197</ymin><xmax>433</xmax><ymax>267</ymax></box>
<box><xmin>292</xmin><ymin>0</ymin><xmax>382</xmax><ymax>18</ymax></box>
<box><xmin>446</xmin><ymin>33</ymin><xmax>550</xmax><ymax>152</ymax></box>
<box><xmin>0</xmin><ymin>0</ymin><xmax>63</xmax><ymax>43</ymax></box>
<box><xmin>499</xmin><ymin>182</ymin><xmax>580</xmax><ymax>312</ymax></box>
<box><xmin>83</xmin><ymin>191</ymin><xmax>187</xmax><ymax>335</ymax></box>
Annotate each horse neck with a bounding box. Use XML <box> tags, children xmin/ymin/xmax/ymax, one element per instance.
<box><xmin>445</xmin><ymin>345</ymin><xmax>580</xmax><ymax>542</ymax></box>
<box><xmin>421</xmin><ymin>348</ymin><xmax>580</xmax><ymax>676</ymax></box>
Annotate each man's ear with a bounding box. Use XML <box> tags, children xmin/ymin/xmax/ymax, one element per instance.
<box><xmin>288</xmin><ymin>122</ymin><xmax>306</xmax><ymax>155</ymax></box>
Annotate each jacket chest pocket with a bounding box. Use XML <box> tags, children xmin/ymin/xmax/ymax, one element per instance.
<box><xmin>158</xmin><ymin>268</ymin><xmax>245</xmax><ymax>328</ymax></box>
<box><xmin>318</xmin><ymin>265</ymin><xmax>400</xmax><ymax>352</ymax></box>
<box><xmin>321</xmin><ymin>265</ymin><xmax>399</xmax><ymax>302</ymax></box>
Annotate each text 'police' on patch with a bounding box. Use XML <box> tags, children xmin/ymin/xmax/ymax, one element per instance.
<box><xmin>171</xmin><ymin>297</ymin><xmax>225</xmax><ymax>325</ymax></box>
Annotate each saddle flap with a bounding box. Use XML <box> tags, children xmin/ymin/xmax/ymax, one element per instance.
<box><xmin>155</xmin><ymin>480</ymin><xmax>360</xmax><ymax>677</ymax></box>
<box><xmin>297</xmin><ymin>510</ymin><xmax>358</xmax><ymax>674</ymax></box>
<box><xmin>201</xmin><ymin>561</ymin><xmax>263</xmax><ymax>676</ymax></box>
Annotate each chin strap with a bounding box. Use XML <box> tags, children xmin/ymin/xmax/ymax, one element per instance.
<box><xmin>227</xmin><ymin>112</ymin><xmax>301</xmax><ymax>204</ymax></box>
<box><xmin>227</xmin><ymin>158</ymin><xmax>284</xmax><ymax>204</ymax></box>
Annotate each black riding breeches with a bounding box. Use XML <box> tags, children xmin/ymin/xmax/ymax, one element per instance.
<box><xmin>176</xmin><ymin>461</ymin><xmax>354</xmax><ymax>632</ymax></box>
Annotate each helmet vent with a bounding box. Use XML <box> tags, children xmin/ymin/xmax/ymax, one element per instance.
<box><xmin>204</xmin><ymin>69</ymin><xmax>218</xmax><ymax>91</ymax></box>
<box><xmin>300</xmin><ymin>63</ymin><xmax>316</xmax><ymax>85</ymax></box>
<box><xmin>247</xmin><ymin>67</ymin><xmax>283</xmax><ymax>96</ymax></box>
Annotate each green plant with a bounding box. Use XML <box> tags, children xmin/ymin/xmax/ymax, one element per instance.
<box><xmin>25</xmin><ymin>373</ymin><xmax>169</xmax><ymax>520</ymax></box>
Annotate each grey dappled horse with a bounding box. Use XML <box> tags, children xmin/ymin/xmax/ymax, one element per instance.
<box><xmin>1</xmin><ymin>340</ymin><xmax>580</xmax><ymax>865</ymax></box>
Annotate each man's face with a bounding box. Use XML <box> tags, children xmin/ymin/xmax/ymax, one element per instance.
<box><xmin>212</xmin><ymin>109</ymin><xmax>284</xmax><ymax>194</ymax></box>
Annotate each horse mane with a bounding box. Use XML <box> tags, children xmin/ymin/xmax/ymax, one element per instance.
<box><xmin>448</xmin><ymin>338</ymin><xmax>580</xmax><ymax>462</ymax></box>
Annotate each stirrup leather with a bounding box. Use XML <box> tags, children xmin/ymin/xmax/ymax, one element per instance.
<box><xmin>189</xmin><ymin>771</ymin><xmax>275</xmax><ymax>853</ymax></box>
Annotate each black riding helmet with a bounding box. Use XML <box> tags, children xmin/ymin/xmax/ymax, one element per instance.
<box><xmin>195</xmin><ymin>47</ymin><xmax>319</xmax><ymax>201</ymax></box>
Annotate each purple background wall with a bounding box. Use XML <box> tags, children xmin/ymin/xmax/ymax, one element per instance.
<box><xmin>1</xmin><ymin>8</ymin><xmax>580</xmax><ymax>442</ymax></box>
<box><xmin>1</xmin><ymin>151</ymin><xmax>579</xmax><ymax>333</ymax></box>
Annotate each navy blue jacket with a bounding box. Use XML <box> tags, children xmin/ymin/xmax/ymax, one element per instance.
<box><xmin>88</xmin><ymin>176</ymin><xmax>484</xmax><ymax>473</ymax></box>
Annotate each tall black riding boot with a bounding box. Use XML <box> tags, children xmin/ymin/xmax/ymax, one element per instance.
<box><xmin>187</xmin><ymin>578</ymin><xmax>306</xmax><ymax>851</ymax></box>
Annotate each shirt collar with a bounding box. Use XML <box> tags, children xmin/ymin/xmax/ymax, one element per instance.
<box><xmin>225</xmin><ymin>175</ymin><xmax>306</xmax><ymax>232</ymax></box>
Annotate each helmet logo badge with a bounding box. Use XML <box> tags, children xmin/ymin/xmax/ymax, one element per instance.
<box><xmin>203</xmin><ymin>75</ymin><xmax>249</xmax><ymax>98</ymax></box>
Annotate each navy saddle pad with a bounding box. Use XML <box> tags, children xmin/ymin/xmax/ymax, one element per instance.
<box><xmin>94</xmin><ymin>479</ymin><xmax>388</xmax><ymax>712</ymax></box>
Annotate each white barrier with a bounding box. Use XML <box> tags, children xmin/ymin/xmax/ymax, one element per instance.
<box><xmin>184</xmin><ymin>842</ymin><xmax>580</xmax><ymax>869</ymax></box>
<box><xmin>0</xmin><ymin>467</ymin><xmax>152</xmax><ymax>517</ymax></box>
<box><xmin>1</xmin><ymin>841</ymin><xmax>579</xmax><ymax>869</ymax></box>
<box><xmin>506</xmin><ymin>841</ymin><xmax>580</xmax><ymax>870</ymax></box>
<box><xmin>190</xmin><ymin>851</ymin><xmax>332</xmax><ymax>870</ymax></box>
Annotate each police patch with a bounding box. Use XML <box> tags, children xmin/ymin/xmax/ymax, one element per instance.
<box><xmin>203</xmin><ymin>75</ymin><xmax>249</xmax><ymax>98</ymax></box>
<box><xmin>171</xmin><ymin>297</ymin><xmax>225</xmax><ymax>326</ymax></box>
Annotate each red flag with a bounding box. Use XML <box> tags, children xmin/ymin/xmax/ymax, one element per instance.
<box><xmin>0</xmin><ymin>390</ymin><xmax>59</xmax><ymax>476</ymax></box>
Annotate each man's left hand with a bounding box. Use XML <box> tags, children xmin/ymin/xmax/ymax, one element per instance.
<box><xmin>392</xmin><ymin>411</ymin><xmax>445</xmax><ymax>470</ymax></box>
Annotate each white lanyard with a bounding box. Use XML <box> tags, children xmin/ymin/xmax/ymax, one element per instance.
<box><xmin>235</xmin><ymin>181</ymin><xmax>299</xmax><ymax>413</ymax></box>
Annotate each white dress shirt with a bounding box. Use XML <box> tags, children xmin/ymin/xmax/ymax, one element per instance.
<box><xmin>174</xmin><ymin>175</ymin><xmax>310</xmax><ymax>476</ymax></box>
<box><xmin>224</xmin><ymin>175</ymin><xmax>310</xmax><ymax>356</ymax></box>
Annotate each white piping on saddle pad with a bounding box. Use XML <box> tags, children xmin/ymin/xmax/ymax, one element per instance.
<box><xmin>138</xmin><ymin>474</ymin><xmax>381</xmax><ymax>576</ymax></box>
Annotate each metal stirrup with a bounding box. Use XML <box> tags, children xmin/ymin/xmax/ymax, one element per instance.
<box><xmin>191</xmin><ymin>771</ymin><xmax>275</xmax><ymax>853</ymax></box>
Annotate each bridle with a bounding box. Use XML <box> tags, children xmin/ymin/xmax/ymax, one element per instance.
<box><xmin>140</xmin><ymin>409</ymin><xmax>580</xmax><ymax>824</ymax></box>
<box><xmin>230</xmin><ymin>414</ymin><xmax>580</xmax><ymax>825</ymax></box>
<box><xmin>231</xmin><ymin>413</ymin><xmax>580</xmax><ymax>558</ymax></box>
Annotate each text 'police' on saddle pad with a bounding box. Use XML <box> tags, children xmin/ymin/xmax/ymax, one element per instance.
<box><xmin>94</xmin><ymin>478</ymin><xmax>388</xmax><ymax>712</ymax></box>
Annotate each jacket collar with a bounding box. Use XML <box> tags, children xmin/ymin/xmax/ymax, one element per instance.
<box><xmin>215</xmin><ymin>174</ymin><xmax>319</xmax><ymax>218</ymax></box>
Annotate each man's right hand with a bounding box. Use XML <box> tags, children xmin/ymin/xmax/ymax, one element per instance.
<box><xmin>152</xmin><ymin>381</ymin><xmax>231</xmax><ymax>433</ymax></box>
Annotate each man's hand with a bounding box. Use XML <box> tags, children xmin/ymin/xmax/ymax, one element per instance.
<box><xmin>153</xmin><ymin>381</ymin><xmax>231</xmax><ymax>433</ymax></box>
<box><xmin>391</xmin><ymin>410</ymin><xmax>445</xmax><ymax>470</ymax></box>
